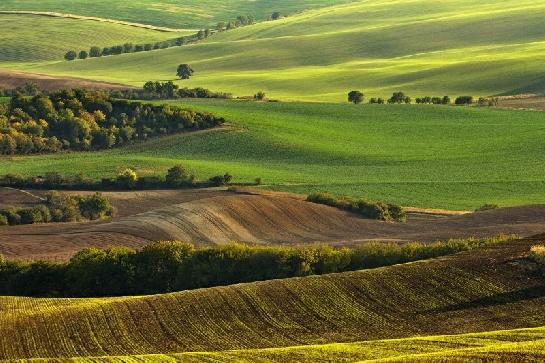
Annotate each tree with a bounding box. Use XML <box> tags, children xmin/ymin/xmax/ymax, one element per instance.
<box><xmin>388</xmin><ymin>92</ymin><xmax>410</xmax><ymax>104</ymax></box>
<box><xmin>165</xmin><ymin>165</ymin><xmax>194</xmax><ymax>186</ymax></box>
<box><xmin>89</xmin><ymin>46</ymin><xmax>102</xmax><ymax>58</ymax></box>
<box><xmin>271</xmin><ymin>12</ymin><xmax>281</xmax><ymax>20</ymax></box>
<box><xmin>177</xmin><ymin>64</ymin><xmax>194</xmax><ymax>80</ymax></box>
<box><xmin>64</xmin><ymin>51</ymin><xmax>77</xmax><ymax>61</ymax></box>
<box><xmin>348</xmin><ymin>91</ymin><xmax>364</xmax><ymax>104</ymax></box>
<box><xmin>117</xmin><ymin>168</ymin><xmax>138</xmax><ymax>189</ymax></box>
<box><xmin>78</xmin><ymin>50</ymin><xmax>88</xmax><ymax>60</ymax></box>
<box><xmin>455</xmin><ymin>96</ymin><xmax>473</xmax><ymax>105</ymax></box>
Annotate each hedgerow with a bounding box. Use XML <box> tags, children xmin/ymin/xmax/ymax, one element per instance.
<box><xmin>307</xmin><ymin>192</ymin><xmax>406</xmax><ymax>222</ymax></box>
<box><xmin>0</xmin><ymin>235</ymin><xmax>514</xmax><ymax>297</ymax></box>
<box><xmin>0</xmin><ymin>191</ymin><xmax>113</xmax><ymax>226</ymax></box>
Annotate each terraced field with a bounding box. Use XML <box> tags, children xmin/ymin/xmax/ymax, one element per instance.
<box><xmin>3</xmin><ymin>101</ymin><xmax>545</xmax><ymax>209</ymax></box>
<box><xmin>1</xmin><ymin>237</ymin><xmax>544</xmax><ymax>361</ymax></box>
<box><xmin>9</xmin><ymin>0</ymin><xmax>545</xmax><ymax>100</ymax></box>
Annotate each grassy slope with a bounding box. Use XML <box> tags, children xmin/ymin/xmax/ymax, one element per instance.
<box><xmin>0</xmin><ymin>14</ymin><xmax>177</xmax><ymax>63</ymax></box>
<box><xmin>1</xmin><ymin>238</ymin><xmax>544</xmax><ymax>360</ymax></box>
<box><xmin>15</xmin><ymin>0</ymin><xmax>545</xmax><ymax>101</ymax></box>
<box><xmin>3</xmin><ymin>100</ymin><xmax>545</xmax><ymax>209</ymax></box>
<box><xmin>0</xmin><ymin>0</ymin><xmax>353</xmax><ymax>28</ymax></box>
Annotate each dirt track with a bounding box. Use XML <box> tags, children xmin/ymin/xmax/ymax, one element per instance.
<box><xmin>0</xmin><ymin>69</ymin><xmax>132</xmax><ymax>91</ymax></box>
<box><xmin>2</xmin><ymin>188</ymin><xmax>545</xmax><ymax>261</ymax></box>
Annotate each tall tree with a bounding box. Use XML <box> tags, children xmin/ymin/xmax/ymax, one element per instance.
<box><xmin>348</xmin><ymin>91</ymin><xmax>364</xmax><ymax>104</ymax></box>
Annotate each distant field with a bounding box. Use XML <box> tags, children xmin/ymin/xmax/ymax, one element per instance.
<box><xmin>0</xmin><ymin>14</ymin><xmax>177</xmax><ymax>63</ymax></box>
<box><xmin>3</xmin><ymin>101</ymin><xmax>545</xmax><ymax>209</ymax></box>
<box><xmin>1</xmin><ymin>237</ymin><xmax>544</xmax><ymax>360</ymax></box>
<box><xmin>12</xmin><ymin>0</ymin><xmax>545</xmax><ymax>101</ymax></box>
<box><xmin>0</xmin><ymin>0</ymin><xmax>352</xmax><ymax>28</ymax></box>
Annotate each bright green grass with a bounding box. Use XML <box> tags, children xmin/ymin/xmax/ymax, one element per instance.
<box><xmin>12</xmin><ymin>0</ymin><xmax>545</xmax><ymax>101</ymax></box>
<box><xmin>25</xmin><ymin>327</ymin><xmax>545</xmax><ymax>362</ymax></box>
<box><xmin>0</xmin><ymin>14</ymin><xmax>178</xmax><ymax>63</ymax></box>
<box><xmin>0</xmin><ymin>0</ymin><xmax>352</xmax><ymax>28</ymax></box>
<box><xmin>3</xmin><ymin>100</ymin><xmax>545</xmax><ymax>210</ymax></box>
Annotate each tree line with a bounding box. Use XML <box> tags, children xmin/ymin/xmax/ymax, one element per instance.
<box><xmin>64</xmin><ymin>14</ymin><xmax>259</xmax><ymax>62</ymax></box>
<box><xmin>0</xmin><ymin>236</ymin><xmax>512</xmax><ymax>297</ymax></box>
<box><xmin>348</xmin><ymin>91</ymin><xmax>494</xmax><ymax>106</ymax></box>
<box><xmin>307</xmin><ymin>192</ymin><xmax>406</xmax><ymax>222</ymax></box>
<box><xmin>0</xmin><ymin>89</ymin><xmax>224</xmax><ymax>155</ymax></box>
<box><xmin>0</xmin><ymin>166</ymin><xmax>236</xmax><ymax>191</ymax></box>
<box><xmin>0</xmin><ymin>192</ymin><xmax>112</xmax><ymax>226</ymax></box>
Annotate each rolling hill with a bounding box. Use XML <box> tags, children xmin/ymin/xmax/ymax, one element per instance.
<box><xmin>0</xmin><ymin>0</ymin><xmax>353</xmax><ymax>28</ymax></box>
<box><xmin>2</xmin><ymin>100</ymin><xmax>545</xmax><ymax>209</ymax></box>
<box><xmin>1</xmin><ymin>237</ymin><xmax>544</xmax><ymax>361</ymax></box>
<box><xmin>6</xmin><ymin>0</ymin><xmax>545</xmax><ymax>101</ymax></box>
<box><xmin>0</xmin><ymin>14</ymin><xmax>178</xmax><ymax>64</ymax></box>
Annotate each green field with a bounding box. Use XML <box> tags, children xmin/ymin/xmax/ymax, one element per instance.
<box><xmin>7</xmin><ymin>0</ymin><xmax>545</xmax><ymax>101</ymax></box>
<box><xmin>0</xmin><ymin>14</ymin><xmax>179</xmax><ymax>63</ymax></box>
<box><xmin>0</xmin><ymin>0</ymin><xmax>352</xmax><ymax>28</ymax></box>
<box><xmin>2</xmin><ymin>100</ymin><xmax>545</xmax><ymax>210</ymax></box>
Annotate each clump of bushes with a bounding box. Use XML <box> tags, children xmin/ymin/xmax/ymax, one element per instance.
<box><xmin>0</xmin><ymin>166</ymin><xmax>231</xmax><ymax>191</ymax></box>
<box><xmin>0</xmin><ymin>89</ymin><xmax>225</xmax><ymax>155</ymax></box>
<box><xmin>0</xmin><ymin>235</ymin><xmax>514</xmax><ymax>297</ymax></box>
<box><xmin>455</xmin><ymin>96</ymin><xmax>474</xmax><ymax>105</ymax></box>
<box><xmin>0</xmin><ymin>192</ymin><xmax>113</xmax><ymax>226</ymax></box>
<box><xmin>415</xmin><ymin>96</ymin><xmax>451</xmax><ymax>105</ymax></box>
<box><xmin>307</xmin><ymin>192</ymin><xmax>406</xmax><ymax>222</ymax></box>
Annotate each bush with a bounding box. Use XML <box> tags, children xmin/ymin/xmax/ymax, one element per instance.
<box><xmin>209</xmin><ymin>173</ymin><xmax>233</xmax><ymax>186</ymax></box>
<box><xmin>529</xmin><ymin>245</ymin><xmax>545</xmax><ymax>264</ymax></box>
<box><xmin>0</xmin><ymin>214</ymin><xmax>7</xmax><ymax>226</ymax></box>
<box><xmin>307</xmin><ymin>192</ymin><xmax>405</xmax><ymax>222</ymax></box>
<box><xmin>254</xmin><ymin>91</ymin><xmax>266</xmax><ymax>101</ymax></box>
<box><xmin>77</xmin><ymin>193</ymin><xmax>114</xmax><ymax>220</ymax></box>
<box><xmin>18</xmin><ymin>208</ymin><xmax>43</xmax><ymax>225</ymax></box>
<box><xmin>0</xmin><ymin>236</ymin><xmax>515</xmax><ymax>297</ymax></box>
<box><xmin>455</xmin><ymin>96</ymin><xmax>474</xmax><ymax>105</ymax></box>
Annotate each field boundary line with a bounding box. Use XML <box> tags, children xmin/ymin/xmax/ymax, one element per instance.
<box><xmin>0</xmin><ymin>10</ymin><xmax>197</xmax><ymax>33</ymax></box>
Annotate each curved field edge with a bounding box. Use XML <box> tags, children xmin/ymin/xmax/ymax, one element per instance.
<box><xmin>3</xmin><ymin>101</ymin><xmax>545</xmax><ymax>210</ymax></box>
<box><xmin>11</xmin><ymin>327</ymin><xmax>545</xmax><ymax>362</ymax></box>
<box><xmin>0</xmin><ymin>11</ymin><xmax>195</xmax><ymax>32</ymax></box>
<box><xmin>0</xmin><ymin>238</ymin><xmax>544</xmax><ymax>360</ymax></box>
<box><xmin>19</xmin><ymin>0</ymin><xmax>545</xmax><ymax>100</ymax></box>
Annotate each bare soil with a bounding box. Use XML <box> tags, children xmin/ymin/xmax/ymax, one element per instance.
<box><xmin>2</xmin><ymin>187</ymin><xmax>545</xmax><ymax>261</ymax></box>
<box><xmin>0</xmin><ymin>69</ymin><xmax>132</xmax><ymax>90</ymax></box>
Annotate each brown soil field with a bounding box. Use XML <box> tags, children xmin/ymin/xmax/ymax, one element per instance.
<box><xmin>0</xmin><ymin>69</ymin><xmax>132</xmax><ymax>90</ymax></box>
<box><xmin>2</xmin><ymin>188</ymin><xmax>545</xmax><ymax>261</ymax></box>
<box><xmin>497</xmin><ymin>94</ymin><xmax>545</xmax><ymax>111</ymax></box>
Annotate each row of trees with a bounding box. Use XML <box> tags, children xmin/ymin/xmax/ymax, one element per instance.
<box><xmin>64</xmin><ymin>13</ymin><xmax>260</xmax><ymax>62</ymax></box>
<box><xmin>0</xmin><ymin>167</ymin><xmax>234</xmax><ymax>191</ymax></box>
<box><xmin>0</xmin><ymin>236</ymin><xmax>511</xmax><ymax>297</ymax></box>
<box><xmin>307</xmin><ymin>192</ymin><xmax>406</xmax><ymax>222</ymax></box>
<box><xmin>0</xmin><ymin>89</ymin><xmax>224</xmax><ymax>155</ymax></box>
<box><xmin>348</xmin><ymin>91</ymin><xmax>496</xmax><ymax>106</ymax></box>
<box><xmin>0</xmin><ymin>192</ymin><xmax>113</xmax><ymax>226</ymax></box>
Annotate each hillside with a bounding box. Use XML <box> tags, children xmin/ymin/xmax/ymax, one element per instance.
<box><xmin>0</xmin><ymin>1</ymin><xmax>352</xmax><ymax>28</ymax></box>
<box><xmin>2</xmin><ymin>101</ymin><xmax>545</xmax><ymax>209</ymax></box>
<box><xmin>1</xmin><ymin>237</ymin><xmax>544</xmax><ymax>360</ymax></box>
<box><xmin>10</xmin><ymin>0</ymin><xmax>545</xmax><ymax>101</ymax></box>
<box><xmin>0</xmin><ymin>14</ymin><xmax>177</xmax><ymax>64</ymax></box>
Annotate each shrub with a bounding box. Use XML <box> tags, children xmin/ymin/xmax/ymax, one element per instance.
<box><xmin>117</xmin><ymin>168</ymin><xmax>138</xmax><ymax>189</ymax></box>
<box><xmin>18</xmin><ymin>208</ymin><xmax>43</xmax><ymax>225</ymax></box>
<box><xmin>77</xmin><ymin>193</ymin><xmax>114</xmax><ymax>220</ymax></box>
<box><xmin>209</xmin><ymin>173</ymin><xmax>233</xmax><ymax>186</ymax></box>
<box><xmin>166</xmin><ymin>165</ymin><xmax>194</xmax><ymax>187</ymax></box>
<box><xmin>255</xmin><ymin>177</ymin><xmax>262</xmax><ymax>185</ymax></box>
<box><xmin>254</xmin><ymin>91</ymin><xmax>266</xmax><ymax>101</ymax></box>
<box><xmin>0</xmin><ymin>214</ymin><xmax>7</xmax><ymax>226</ymax></box>
<box><xmin>455</xmin><ymin>96</ymin><xmax>474</xmax><ymax>105</ymax></box>
<box><xmin>64</xmin><ymin>51</ymin><xmax>77</xmax><ymax>61</ymax></box>
<box><xmin>307</xmin><ymin>192</ymin><xmax>405</xmax><ymax>222</ymax></box>
<box><xmin>529</xmin><ymin>245</ymin><xmax>545</xmax><ymax>265</ymax></box>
